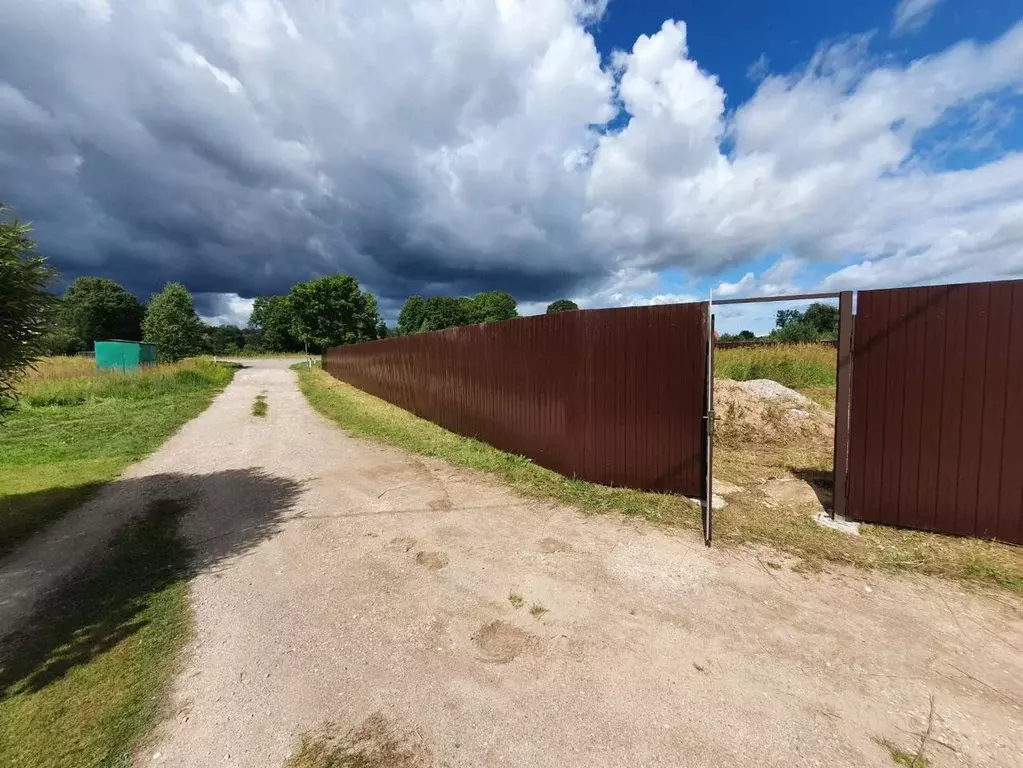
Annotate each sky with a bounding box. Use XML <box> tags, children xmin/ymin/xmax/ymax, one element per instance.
<box><xmin>1</xmin><ymin>0</ymin><xmax>1021</xmax><ymax>333</ymax></box>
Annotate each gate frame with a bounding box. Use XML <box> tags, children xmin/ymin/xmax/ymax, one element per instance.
<box><xmin>711</xmin><ymin>291</ymin><xmax>853</xmax><ymax>526</ymax></box>
<box><xmin>703</xmin><ymin>306</ymin><xmax>715</xmax><ymax>546</ymax></box>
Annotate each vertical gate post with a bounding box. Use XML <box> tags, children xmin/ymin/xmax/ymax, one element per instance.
<box><xmin>833</xmin><ymin>291</ymin><xmax>854</xmax><ymax>520</ymax></box>
<box><xmin>704</xmin><ymin>307</ymin><xmax>715</xmax><ymax>546</ymax></box>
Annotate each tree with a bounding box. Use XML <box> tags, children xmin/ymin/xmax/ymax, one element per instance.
<box><xmin>1</xmin><ymin>205</ymin><xmax>56</xmax><ymax>417</ymax></box>
<box><xmin>470</xmin><ymin>290</ymin><xmax>518</xmax><ymax>323</ymax></box>
<box><xmin>38</xmin><ymin>301</ymin><xmax>83</xmax><ymax>356</ymax></box>
<box><xmin>288</xmin><ymin>275</ymin><xmax>381</xmax><ymax>350</ymax></box>
<box><xmin>207</xmin><ymin>324</ymin><xmax>245</xmax><ymax>355</ymax></box>
<box><xmin>249</xmin><ymin>295</ymin><xmax>300</xmax><ymax>352</ymax></box>
<box><xmin>420</xmin><ymin>296</ymin><xmax>472</xmax><ymax>332</ymax></box>
<box><xmin>143</xmin><ymin>282</ymin><xmax>205</xmax><ymax>362</ymax></box>
<box><xmin>718</xmin><ymin>330</ymin><xmax>758</xmax><ymax>343</ymax></box>
<box><xmin>55</xmin><ymin>277</ymin><xmax>144</xmax><ymax>352</ymax></box>
<box><xmin>396</xmin><ymin>296</ymin><xmax>427</xmax><ymax>335</ymax></box>
<box><xmin>776</xmin><ymin>308</ymin><xmax>802</xmax><ymax>328</ymax></box>
<box><xmin>771</xmin><ymin>322</ymin><xmax>823</xmax><ymax>342</ymax></box>
<box><xmin>546</xmin><ymin>299</ymin><xmax>579</xmax><ymax>314</ymax></box>
<box><xmin>400</xmin><ymin>291</ymin><xmax>518</xmax><ymax>333</ymax></box>
<box><xmin>358</xmin><ymin>291</ymin><xmax>383</xmax><ymax>341</ymax></box>
<box><xmin>802</xmin><ymin>303</ymin><xmax>840</xmax><ymax>336</ymax></box>
<box><xmin>771</xmin><ymin>303</ymin><xmax>840</xmax><ymax>342</ymax></box>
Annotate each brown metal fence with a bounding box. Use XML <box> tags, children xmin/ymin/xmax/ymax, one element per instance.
<box><xmin>846</xmin><ymin>280</ymin><xmax>1023</xmax><ymax>544</ymax></box>
<box><xmin>324</xmin><ymin>303</ymin><xmax>709</xmax><ymax>497</ymax></box>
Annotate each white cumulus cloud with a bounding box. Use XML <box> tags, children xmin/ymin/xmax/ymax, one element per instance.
<box><xmin>0</xmin><ymin>1</ymin><xmax>1020</xmax><ymax>313</ymax></box>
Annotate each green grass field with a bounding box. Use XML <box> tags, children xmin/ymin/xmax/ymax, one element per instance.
<box><xmin>0</xmin><ymin>357</ymin><xmax>236</xmax><ymax>768</ymax></box>
<box><xmin>715</xmin><ymin>343</ymin><xmax>837</xmax><ymax>389</ymax></box>
<box><xmin>0</xmin><ymin>358</ymin><xmax>235</xmax><ymax>555</ymax></box>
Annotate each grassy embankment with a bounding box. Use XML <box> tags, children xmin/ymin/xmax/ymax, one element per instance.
<box><xmin>0</xmin><ymin>357</ymin><xmax>236</xmax><ymax>768</ymax></box>
<box><xmin>0</xmin><ymin>356</ymin><xmax>235</xmax><ymax>554</ymax></box>
<box><xmin>298</xmin><ymin>356</ymin><xmax>1023</xmax><ymax>595</ymax></box>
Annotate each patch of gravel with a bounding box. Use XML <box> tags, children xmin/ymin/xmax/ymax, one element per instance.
<box><xmin>738</xmin><ymin>379</ymin><xmax>811</xmax><ymax>405</ymax></box>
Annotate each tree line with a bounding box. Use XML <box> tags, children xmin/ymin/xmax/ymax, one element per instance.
<box><xmin>3</xmin><ymin>204</ymin><xmax>583</xmax><ymax>380</ymax></box>
<box><xmin>717</xmin><ymin>302</ymin><xmax>840</xmax><ymax>343</ymax></box>
<box><xmin>38</xmin><ymin>273</ymin><xmax>386</xmax><ymax>360</ymax></box>
<box><xmin>394</xmin><ymin>294</ymin><xmax>578</xmax><ymax>335</ymax></box>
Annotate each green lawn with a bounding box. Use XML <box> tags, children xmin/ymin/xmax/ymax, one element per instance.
<box><xmin>0</xmin><ymin>359</ymin><xmax>236</xmax><ymax>768</ymax></box>
<box><xmin>0</xmin><ymin>499</ymin><xmax>192</xmax><ymax>768</ymax></box>
<box><xmin>0</xmin><ymin>360</ymin><xmax>235</xmax><ymax>555</ymax></box>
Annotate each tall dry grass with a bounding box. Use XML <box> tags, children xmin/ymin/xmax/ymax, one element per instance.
<box><xmin>715</xmin><ymin>343</ymin><xmax>837</xmax><ymax>388</ymax></box>
<box><xmin>14</xmin><ymin>357</ymin><xmax>235</xmax><ymax>407</ymax></box>
<box><xmin>24</xmin><ymin>356</ymin><xmax>98</xmax><ymax>381</ymax></box>
<box><xmin>23</xmin><ymin>356</ymin><xmax>213</xmax><ymax>382</ymax></box>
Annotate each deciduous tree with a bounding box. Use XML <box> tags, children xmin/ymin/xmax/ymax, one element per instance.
<box><xmin>143</xmin><ymin>282</ymin><xmax>205</xmax><ymax>362</ymax></box>
<box><xmin>545</xmin><ymin>299</ymin><xmax>579</xmax><ymax>314</ymax></box>
<box><xmin>396</xmin><ymin>295</ymin><xmax>427</xmax><ymax>335</ymax></box>
<box><xmin>56</xmin><ymin>277</ymin><xmax>144</xmax><ymax>352</ymax></box>
<box><xmin>771</xmin><ymin>303</ymin><xmax>840</xmax><ymax>341</ymax></box>
<box><xmin>420</xmin><ymin>296</ymin><xmax>471</xmax><ymax>331</ymax></box>
<box><xmin>249</xmin><ymin>295</ymin><xmax>300</xmax><ymax>351</ymax></box>
<box><xmin>470</xmin><ymin>290</ymin><xmax>518</xmax><ymax>323</ymax></box>
<box><xmin>288</xmin><ymin>275</ymin><xmax>381</xmax><ymax>350</ymax></box>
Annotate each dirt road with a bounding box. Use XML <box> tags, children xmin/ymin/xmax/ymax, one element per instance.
<box><xmin>9</xmin><ymin>360</ymin><xmax>1023</xmax><ymax>767</ymax></box>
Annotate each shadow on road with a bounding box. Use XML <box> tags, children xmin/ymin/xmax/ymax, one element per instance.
<box><xmin>0</xmin><ymin>469</ymin><xmax>302</xmax><ymax>698</ymax></box>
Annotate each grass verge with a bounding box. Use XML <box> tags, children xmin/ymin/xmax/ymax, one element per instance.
<box><xmin>0</xmin><ymin>359</ymin><xmax>236</xmax><ymax>555</ymax></box>
<box><xmin>0</xmin><ymin>498</ymin><xmax>193</xmax><ymax>768</ymax></box>
<box><xmin>285</xmin><ymin>714</ymin><xmax>430</xmax><ymax>768</ymax></box>
<box><xmin>299</xmin><ymin>367</ymin><xmax>1023</xmax><ymax>595</ymax></box>
<box><xmin>716</xmin><ymin>343</ymin><xmax>836</xmax><ymax>388</ymax></box>
<box><xmin>252</xmin><ymin>393</ymin><xmax>268</xmax><ymax>417</ymax></box>
<box><xmin>298</xmin><ymin>366</ymin><xmax>702</xmax><ymax>530</ymax></box>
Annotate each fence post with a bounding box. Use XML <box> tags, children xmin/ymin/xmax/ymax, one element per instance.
<box><xmin>704</xmin><ymin>304</ymin><xmax>715</xmax><ymax>546</ymax></box>
<box><xmin>833</xmin><ymin>291</ymin><xmax>854</xmax><ymax>520</ymax></box>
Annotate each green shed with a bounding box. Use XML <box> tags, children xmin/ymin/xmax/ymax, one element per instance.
<box><xmin>94</xmin><ymin>340</ymin><xmax>158</xmax><ymax>372</ymax></box>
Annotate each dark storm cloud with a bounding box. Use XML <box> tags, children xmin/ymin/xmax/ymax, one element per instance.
<box><xmin>0</xmin><ymin>0</ymin><xmax>615</xmax><ymax>312</ymax></box>
<box><xmin>5</xmin><ymin>1</ymin><xmax>1020</xmax><ymax>320</ymax></box>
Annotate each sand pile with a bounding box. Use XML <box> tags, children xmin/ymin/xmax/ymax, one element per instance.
<box><xmin>715</xmin><ymin>379</ymin><xmax>833</xmax><ymax>446</ymax></box>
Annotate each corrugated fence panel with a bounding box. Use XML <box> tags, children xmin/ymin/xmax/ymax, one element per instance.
<box><xmin>324</xmin><ymin>304</ymin><xmax>708</xmax><ymax>497</ymax></box>
<box><xmin>847</xmin><ymin>280</ymin><xmax>1023</xmax><ymax>544</ymax></box>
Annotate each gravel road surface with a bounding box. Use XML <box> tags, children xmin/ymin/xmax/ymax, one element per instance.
<box><xmin>5</xmin><ymin>360</ymin><xmax>1022</xmax><ymax>767</ymax></box>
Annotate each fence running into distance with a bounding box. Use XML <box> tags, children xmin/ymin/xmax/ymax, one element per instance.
<box><xmin>324</xmin><ymin>277</ymin><xmax>1023</xmax><ymax>546</ymax></box>
<box><xmin>324</xmin><ymin>303</ymin><xmax>709</xmax><ymax>498</ymax></box>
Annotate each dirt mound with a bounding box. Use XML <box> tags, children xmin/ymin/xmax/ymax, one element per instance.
<box><xmin>738</xmin><ymin>379</ymin><xmax>811</xmax><ymax>405</ymax></box>
<box><xmin>716</xmin><ymin>380</ymin><xmax>833</xmax><ymax>446</ymax></box>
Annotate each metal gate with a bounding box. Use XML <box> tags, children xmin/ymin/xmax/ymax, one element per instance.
<box><xmin>846</xmin><ymin>280</ymin><xmax>1023</xmax><ymax>544</ymax></box>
